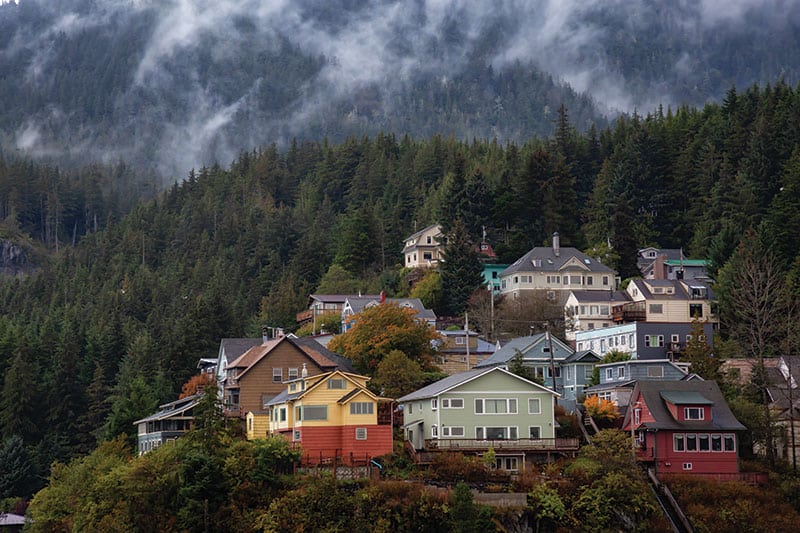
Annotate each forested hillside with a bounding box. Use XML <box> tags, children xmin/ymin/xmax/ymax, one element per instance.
<box><xmin>1</xmin><ymin>83</ymin><xmax>800</xmax><ymax>500</ymax></box>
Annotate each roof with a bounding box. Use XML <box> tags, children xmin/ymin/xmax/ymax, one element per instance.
<box><xmin>501</xmin><ymin>246</ymin><xmax>615</xmax><ymax>277</ymax></box>
<box><xmin>134</xmin><ymin>394</ymin><xmax>202</xmax><ymax>425</ymax></box>
<box><xmin>345</xmin><ymin>297</ymin><xmax>437</xmax><ymax>321</ymax></box>
<box><xmin>218</xmin><ymin>338</ymin><xmax>262</xmax><ymax>359</ymax></box>
<box><xmin>563</xmin><ymin>350</ymin><xmax>602</xmax><ymax>364</ymax></box>
<box><xmin>629</xmin><ymin>278</ymin><xmax>714</xmax><ymax>301</ymax></box>
<box><xmin>629</xmin><ymin>380</ymin><xmax>746</xmax><ymax>432</ymax></box>
<box><xmin>397</xmin><ymin>366</ymin><xmax>556</xmax><ymax>402</ymax></box>
<box><xmin>475</xmin><ymin>334</ymin><xmax>572</xmax><ymax>367</ymax></box>
<box><xmin>568</xmin><ymin>290</ymin><xmax>630</xmax><ymax>303</ymax></box>
<box><xmin>404</xmin><ymin>223</ymin><xmax>441</xmax><ymax>243</ymax></box>
<box><xmin>664</xmin><ymin>259</ymin><xmax>709</xmax><ymax>267</ymax></box>
<box><xmin>229</xmin><ymin>336</ymin><xmax>353</xmax><ymax>378</ymax></box>
<box><xmin>266</xmin><ymin>370</ymin><xmax>378</xmax><ymax>406</ymax></box>
<box><xmin>660</xmin><ymin>391</ymin><xmax>715</xmax><ymax>405</ymax></box>
<box><xmin>309</xmin><ymin>294</ymin><xmax>380</xmax><ymax>305</ymax></box>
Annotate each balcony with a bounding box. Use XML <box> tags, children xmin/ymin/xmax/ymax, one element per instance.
<box><xmin>423</xmin><ymin>437</ymin><xmax>580</xmax><ymax>453</ymax></box>
<box><xmin>612</xmin><ymin>302</ymin><xmax>646</xmax><ymax>323</ymax></box>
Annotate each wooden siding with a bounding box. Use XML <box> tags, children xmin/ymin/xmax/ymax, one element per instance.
<box><xmin>246</xmin><ymin>412</ymin><xmax>270</xmax><ymax>440</ymax></box>
<box><xmin>237</xmin><ymin>343</ymin><xmax>328</xmax><ymax>416</ymax></box>
<box><xmin>295</xmin><ymin>424</ymin><xmax>392</xmax><ymax>463</ymax></box>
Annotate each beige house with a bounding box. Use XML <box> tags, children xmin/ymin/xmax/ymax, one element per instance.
<box><xmin>616</xmin><ymin>279</ymin><xmax>716</xmax><ymax>324</ymax></box>
<box><xmin>403</xmin><ymin>224</ymin><xmax>443</xmax><ymax>268</ymax></box>
<box><xmin>499</xmin><ymin>233</ymin><xmax>616</xmax><ymax>305</ymax></box>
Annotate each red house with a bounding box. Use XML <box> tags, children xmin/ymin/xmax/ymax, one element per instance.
<box><xmin>623</xmin><ymin>380</ymin><xmax>746</xmax><ymax>478</ymax></box>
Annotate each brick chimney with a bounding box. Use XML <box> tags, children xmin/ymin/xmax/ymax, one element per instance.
<box><xmin>552</xmin><ymin>232</ymin><xmax>560</xmax><ymax>257</ymax></box>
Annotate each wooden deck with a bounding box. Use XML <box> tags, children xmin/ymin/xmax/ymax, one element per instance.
<box><xmin>423</xmin><ymin>437</ymin><xmax>581</xmax><ymax>453</ymax></box>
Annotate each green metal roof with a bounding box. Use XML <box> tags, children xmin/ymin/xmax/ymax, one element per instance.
<box><xmin>659</xmin><ymin>391</ymin><xmax>714</xmax><ymax>405</ymax></box>
<box><xmin>664</xmin><ymin>259</ymin><xmax>708</xmax><ymax>267</ymax></box>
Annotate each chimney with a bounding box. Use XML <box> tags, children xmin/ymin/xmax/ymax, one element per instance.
<box><xmin>654</xmin><ymin>254</ymin><xmax>667</xmax><ymax>280</ymax></box>
<box><xmin>261</xmin><ymin>325</ymin><xmax>269</xmax><ymax>344</ymax></box>
<box><xmin>552</xmin><ymin>232</ymin><xmax>560</xmax><ymax>257</ymax></box>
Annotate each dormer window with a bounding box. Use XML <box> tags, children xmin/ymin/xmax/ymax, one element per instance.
<box><xmin>327</xmin><ymin>378</ymin><xmax>347</xmax><ymax>390</ymax></box>
<box><xmin>684</xmin><ymin>407</ymin><xmax>704</xmax><ymax>420</ymax></box>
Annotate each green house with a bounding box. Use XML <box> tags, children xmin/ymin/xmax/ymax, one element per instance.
<box><xmin>397</xmin><ymin>367</ymin><xmax>579</xmax><ymax>471</ymax></box>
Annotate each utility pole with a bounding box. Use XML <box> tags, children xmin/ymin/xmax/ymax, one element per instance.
<box><xmin>465</xmin><ymin>312</ymin><xmax>470</xmax><ymax>371</ymax></box>
<box><xmin>546</xmin><ymin>322</ymin><xmax>557</xmax><ymax>403</ymax></box>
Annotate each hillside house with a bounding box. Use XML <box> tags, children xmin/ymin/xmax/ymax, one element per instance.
<box><xmin>263</xmin><ymin>370</ymin><xmax>393</xmax><ymax>465</ymax></box>
<box><xmin>223</xmin><ymin>333</ymin><xmax>353</xmax><ymax>419</ymax></box>
<box><xmin>499</xmin><ymin>232</ymin><xmax>616</xmax><ymax>305</ymax></box>
<box><xmin>574</xmin><ymin>321</ymin><xmax>715</xmax><ymax>360</ymax></box>
<box><xmin>134</xmin><ymin>394</ymin><xmax>201</xmax><ymax>455</ymax></box>
<box><xmin>403</xmin><ymin>224</ymin><xmax>443</xmax><ymax>268</ymax></box>
<box><xmin>341</xmin><ymin>295</ymin><xmax>436</xmax><ymax>332</ymax></box>
<box><xmin>398</xmin><ymin>367</ymin><xmax>577</xmax><ymax>471</ymax></box>
<box><xmin>623</xmin><ymin>380</ymin><xmax>746</xmax><ymax>478</ymax></box>
<box><xmin>434</xmin><ymin>329</ymin><xmax>497</xmax><ymax>374</ymax></box>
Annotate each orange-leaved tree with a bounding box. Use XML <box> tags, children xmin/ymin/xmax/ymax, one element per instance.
<box><xmin>327</xmin><ymin>303</ymin><xmax>439</xmax><ymax>374</ymax></box>
<box><xmin>583</xmin><ymin>395</ymin><xmax>619</xmax><ymax>421</ymax></box>
<box><xmin>179</xmin><ymin>373</ymin><xmax>216</xmax><ymax>399</ymax></box>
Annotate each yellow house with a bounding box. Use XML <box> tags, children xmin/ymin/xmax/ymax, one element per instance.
<box><xmin>264</xmin><ymin>370</ymin><xmax>394</xmax><ymax>464</ymax></box>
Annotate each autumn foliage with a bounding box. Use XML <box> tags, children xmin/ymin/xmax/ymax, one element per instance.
<box><xmin>583</xmin><ymin>396</ymin><xmax>619</xmax><ymax>421</ymax></box>
<box><xmin>179</xmin><ymin>373</ymin><xmax>215</xmax><ymax>399</ymax></box>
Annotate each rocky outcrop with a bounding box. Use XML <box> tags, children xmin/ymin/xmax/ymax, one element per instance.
<box><xmin>0</xmin><ymin>239</ymin><xmax>38</xmax><ymax>276</ymax></box>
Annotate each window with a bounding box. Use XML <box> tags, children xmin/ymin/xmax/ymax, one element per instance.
<box><xmin>289</xmin><ymin>383</ymin><xmax>297</xmax><ymax>392</ymax></box>
<box><xmin>423</xmin><ymin>252</ymin><xmax>432</xmax><ymax>260</ymax></box>
<box><xmin>683</xmin><ymin>463</ymin><xmax>693</xmax><ymax>470</ymax></box>
<box><xmin>647</xmin><ymin>366</ymin><xmax>664</xmax><ymax>378</ymax></box>
<box><xmin>529</xmin><ymin>426</ymin><xmax>541</xmax><ymax>439</ymax></box>
<box><xmin>431</xmin><ymin>399</ymin><xmax>438</xmax><ymax>410</ymax></box>
<box><xmin>328</xmin><ymin>378</ymin><xmax>347</xmax><ymax>389</ymax></box>
<box><xmin>442</xmin><ymin>426</ymin><xmax>465</xmax><ymax>437</ymax></box>
<box><xmin>605</xmin><ymin>368</ymin><xmax>614</xmax><ymax>380</ymax></box>
<box><xmin>302</xmin><ymin>405</ymin><xmax>328</xmax><ymax>421</ymax></box>
<box><xmin>528</xmin><ymin>398</ymin><xmax>541</xmax><ymax>414</ymax></box>
<box><xmin>442</xmin><ymin>398</ymin><xmax>464</xmax><ymax>409</ymax></box>
<box><xmin>431</xmin><ymin>425</ymin><xmax>438</xmax><ymax>437</ymax></box>
<box><xmin>724</xmin><ymin>434</ymin><xmax>736</xmax><ymax>452</ymax></box>
<box><xmin>350</xmin><ymin>402</ymin><xmax>374</xmax><ymax>415</ymax></box>
<box><xmin>585</xmin><ymin>366</ymin><xmax>593</xmax><ymax>379</ymax></box>
<box><xmin>496</xmin><ymin>456</ymin><xmax>519</xmax><ymax>471</ymax></box>
<box><xmin>407</xmin><ymin>403</ymin><xmax>413</xmax><ymax>415</ymax></box>
<box><xmin>355</xmin><ymin>428</ymin><xmax>367</xmax><ymax>440</ymax></box>
<box><xmin>280</xmin><ymin>407</ymin><xmax>286</xmax><ymax>422</ymax></box>
<box><xmin>712</xmin><ymin>434</ymin><xmax>722</xmax><ymax>451</ymax></box>
<box><xmin>617</xmin><ymin>367</ymin><xmax>625</xmax><ymax>378</ymax></box>
<box><xmin>600</xmin><ymin>339</ymin><xmax>606</xmax><ymax>351</ymax></box>
<box><xmin>649</xmin><ymin>304</ymin><xmax>663</xmax><ymax>314</ymax></box>
<box><xmin>427</xmin><ymin>235</ymin><xmax>432</xmax><ymax>244</ymax></box>
<box><xmin>476</xmin><ymin>427</ymin><xmax>518</xmax><ymax>440</ymax></box>
<box><xmin>684</xmin><ymin>407</ymin><xmax>704</xmax><ymax>420</ymax></box>
<box><xmin>698</xmin><ymin>434</ymin><xmax>710</xmax><ymax>451</ymax></box>
<box><xmin>686</xmin><ymin>434</ymin><xmax>697</xmax><ymax>451</ymax></box>
<box><xmin>295</xmin><ymin>406</ymin><xmax>302</xmax><ymax>421</ymax></box>
<box><xmin>621</xmin><ymin>335</ymin><xmax>626</xmax><ymax>346</ymax></box>
<box><xmin>475</xmin><ymin>398</ymin><xmax>517</xmax><ymax>414</ymax></box>
<box><xmin>603</xmin><ymin>276</ymin><xmax>609</xmax><ymax>286</ymax></box>
<box><xmin>546</xmin><ymin>367</ymin><xmax>561</xmax><ymax>378</ymax></box>
<box><xmin>570</xmin><ymin>275</ymin><xmax>582</xmax><ymax>285</ymax></box>
<box><xmin>272</xmin><ymin>368</ymin><xmax>283</xmax><ymax>383</ymax></box>
<box><xmin>645</xmin><ymin>335</ymin><xmax>664</xmax><ymax>347</ymax></box>
<box><xmin>288</xmin><ymin>367</ymin><xmax>299</xmax><ymax>380</ymax></box>
<box><xmin>671</xmin><ymin>334</ymin><xmax>679</xmax><ymax>343</ymax></box>
<box><xmin>587</xmin><ymin>276</ymin><xmax>593</xmax><ymax>286</ymax></box>
<box><xmin>600</xmin><ymin>305</ymin><xmax>609</xmax><ymax>315</ymax></box>
<box><xmin>629</xmin><ymin>335</ymin><xmax>635</xmax><ymax>348</ymax></box>
<box><xmin>634</xmin><ymin>408</ymin><xmax>641</xmax><ymax>426</ymax></box>
<box><xmin>689</xmin><ymin>303</ymin><xmax>703</xmax><ymax>318</ymax></box>
<box><xmin>455</xmin><ymin>337</ymin><xmax>466</xmax><ymax>345</ymax></box>
<box><xmin>293</xmin><ymin>429</ymin><xmax>301</xmax><ymax>441</ymax></box>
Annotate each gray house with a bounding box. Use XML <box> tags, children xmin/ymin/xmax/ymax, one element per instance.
<box><xmin>134</xmin><ymin>393</ymin><xmax>201</xmax><ymax>455</ymax></box>
<box><xmin>584</xmin><ymin>359</ymin><xmax>695</xmax><ymax>412</ymax></box>
<box><xmin>397</xmin><ymin>367</ymin><xmax>578</xmax><ymax>471</ymax></box>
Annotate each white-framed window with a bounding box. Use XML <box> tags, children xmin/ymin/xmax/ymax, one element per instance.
<box><xmin>711</xmin><ymin>434</ymin><xmax>722</xmax><ymax>451</ymax></box>
<box><xmin>684</xmin><ymin>407</ymin><xmax>704</xmax><ymax>420</ymax></box>
<box><xmin>683</xmin><ymin>463</ymin><xmax>692</xmax><ymax>470</ymax></box>
<box><xmin>441</xmin><ymin>398</ymin><xmax>464</xmax><ymax>409</ymax></box>
<box><xmin>407</xmin><ymin>403</ymin><xmax>413</xmax><ymax>414</ymax></box>
<box><xmin>328</xmin><ymin>378</ymin><xmax>347</xmax><ymax>389</ymax></box>
<box><xmin>475</xmin><ymin>398</ymin><xmax>518</xmax><ymax>414</ymax></box>
<box><xmin>724</xmin><ymin>434</ymin><xmax>736</xmax><ymax>451</ymax></box>
<box><xmin>603</xmin><ymin>276</ymin><xmax>609</xmax><ymax>286</ymax></box>
<box><xmin>546</xmin><ymin>367</ymin><xmax>561</xmax><ymax>378</ymax></box>
<box><xmin>496</xmin><ymin>456</ymin><xmax>520</xmax><ymax>472</ymax></box>
<box><xmin>431</xmin><ymin>399</ymin><xmax>438</xmax><ymax>410</ymax></box>
<box><xmin>698</xmin><ymin>434</ymin><xmax>710</xmax><ymax>451</ymax></box>
<box><xmin>645</xmin><ymin>335</ymin><xmax>664</xmax><ymax>347</ymax></box>
<box><xmin>288</xmin><ymin>367</ymin><xmax>299</xmax><ymax>379</ymax></box>
<box><xmin>476</xmin><ymin>426</ymin><xmax>518</xmax><ymax>440</ymax></box>
<box><xmin>605</xmin><ymin>368</ymin><xmax>614</xmax><ymax>380</ymax></box>
<box><xmin>442</xmin><ymin>426</ymin><xmax>465</xmax><ymax>437</ymax></box>
<box><xmin>349</xmin><ymin>402</ymin><xmax>374</xmax><ymax>415</ymax></box>
<box><xmin>272</xmin><ymin>368</ymin><xmax>283</xmax><ymax>382</ymax></box>
<box><xmin>671</xmin><ymin>334</ymin><xmax>679</xmax><ymax>343</ymax></box>
<box><xmin>280</xmin><ymin>407</ymin><xmax>286</xmax><ymax>422</ymax></box>
<box><xmin>617</xmin><ymin>366</ymin><xmax>625</xmax><ymax>378</ymax></box>
<box><xmin>431</xmin><ymin>425</ymin><xmax>438</xmax><ymax>438</ymax></box>
<box><xmin>293</xmin><ymin>429</ymin><xmax>301</xmax><ymax>441</ymax></box>
<box><xmin>355</xmin><ymin>428</ymin><xmax>367</xmax><ymax>440</ymax></box>
<box><xmin>456</xmin><ymin>337</ymin><xmax>466</xmax><ymax>345</ymax></box>
<box><xmin>634</xmin><ymin>408</ymin><xmax>641</xmax><ymax>426</ymax></box>
<box><xmin>686</xmin><ymin>434</ymin><xmax>697</xmax><ymax>451</ymax></box>
<box><xmin>529</xmin><ymin>426</ymin><xmax>541</xmax><ymax>439</ymax></box>
<box><xmin>528</xmin><ymin>398</ymin><xmax>541</xmax><ymax>414</ymax></box>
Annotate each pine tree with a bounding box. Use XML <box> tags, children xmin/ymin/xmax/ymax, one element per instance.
<box><xmin>439</xmin><ymin>219</ymin><xmax>485</xmax><ymax>316</ymax></box>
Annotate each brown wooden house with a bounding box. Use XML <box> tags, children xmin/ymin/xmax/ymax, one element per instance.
<box><xmin>223</xmin><ymin>333</ymin><xmax>353</xmax><ymax>418</ymax></box>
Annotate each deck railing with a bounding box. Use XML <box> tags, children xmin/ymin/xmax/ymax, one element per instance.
<box><xmin>424</xmin><ymin>437</ymin><xmax>580</xmax><ymax>451</ymax></box>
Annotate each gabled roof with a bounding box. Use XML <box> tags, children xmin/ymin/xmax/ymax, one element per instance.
<box><xmin>501</xmin><ymin>246</ymin><xmax>615</xmax><ymax>277</ymax></box>
<box><xmin>218</xmin><ymin>338</ymin><xmax>262</xmax><ymax>359</ymax></box>
<box><xmin>228</xmin><ymin>336</ymin><xmax>353</xmax><ymax>378</ymax></box>
<box><xmin>134</xmin><ymin>394</ymin><xmax>202</xmax><ymax>425</ymax></box>
<box><xmin>397</xmin><ymin>366</ymin><xmax>557</xmax><ymax>402</ymax></box>
<box><xmin>475</xmin><ymin>334</ymin><xmax>573</xmax><ymax>367</ymax></box>
<box><xmin>627</xmin><ymin>380</ymin><xmax>745</xmax><ymax>432</ymax></box>
<box><xmin>404</xmin><ymin>223</ymin><xmax>441</xmax><ymax>244</ymax></box>
<box><xmin>563</xmin><ymin>350</ymin><xmax>602</xmax><ymax>364</ymax></box>
<box><xmin>344</xmin><ymin>297</ymin><xmax>437</xmax><ymax>322</ymax></box>
<box><xmin>265</xmin><ymin>370</ymin><xmax>379</xmax><ymax>406</ymax></box>
<box><xmin>308</xmin><ymin>294</ymin><xmax>380</xmax><ymax>305</ymax></box>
